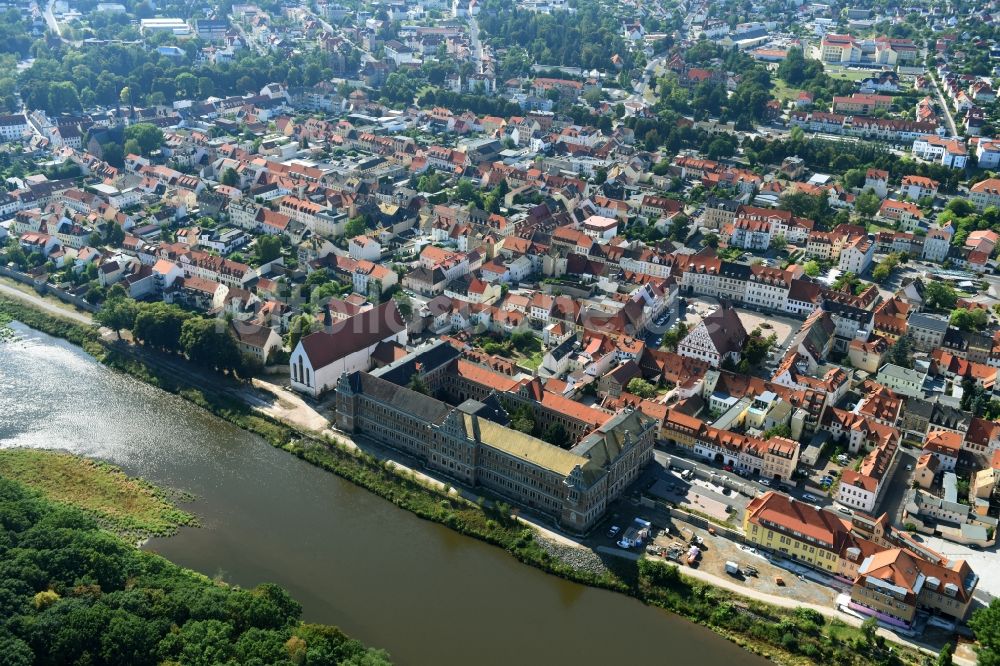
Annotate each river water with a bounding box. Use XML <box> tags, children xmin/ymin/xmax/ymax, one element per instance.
<box><xmin>0</xmin><ymin>323</ymin><xmax>766</xmax><ymax>665</ymax></box>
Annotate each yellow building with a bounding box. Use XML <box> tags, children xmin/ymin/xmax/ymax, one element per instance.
<box><xmin>743</xmin><ymin>492</ymin><xmax>872</xmax><ymax>576</ymax></box>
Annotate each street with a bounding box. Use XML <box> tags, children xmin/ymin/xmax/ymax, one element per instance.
<box><xmin>878</xmin><ymin>447</ymin><xmax>919</xmax><ymax>525</ymax></box>
<box><xmin>928</xmin><ymin>71</ymin><xmax>959</xmax><ymax>138</ymax></box>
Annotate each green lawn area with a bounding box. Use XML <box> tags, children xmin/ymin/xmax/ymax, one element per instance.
<box><xmin>866</xmin><ymin>222</ymin><xmax>895</xmax><ymax>234</ymax></box>
<box><xmin>0</xmin><ymin>449</ymin><xmax>196</xmax><ymax>539</ymax></box>
<box><xmin>521</xmin><ymin>351</ymin><xmax>544</xmax><ymax>371</ymax></box>
<box><xmin>825</xmin><ymin>66</ymin><xmax>871</xmax><ymax>82</ymax></box>
<box><xmin>771</xmin><ymin>78</ymin><xmax>800</xmax><ymax>102</ymax></box>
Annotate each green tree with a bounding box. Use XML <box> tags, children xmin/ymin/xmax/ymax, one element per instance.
<box><xmin>123</xmin><ymin>123</ymin><xmax>164</xmax><ymax>156</ymax></box>
<box><xmin>669</xmin><ymin>214</ymin><xmax>690</xmax><ymax>242</ymax></box>
<box><xmin>48</xmin><ymin>81</ymin><xmax>81</xmax><ymax>113</ymax></box>
<box><xmin>743</xmin><ymin>329</ymin><xmax>777</xmax><ymax>367</ymax></box>
<box><xmin>803</xmin><ymin>260</ymin><xmax>821</xmax><ymax>277</ymax></box>
<box><xmin>970</xmin><ymin>599</ymin><xmax>1000</xmax><ymax>666</ymax></box>
<box><xmin>542</xmin><ymin>423</ymin><xmax>569</xmax><ymax>447</ymax></box>
<box><xmin>344</xmin><ymin>215</ymin><xmax>367</xmax><ymax>239</ymax></box>
<box><xmin>407</xmin><ymin>373</ymin><xmax>430</xmax><ymax>395</ymax></box>
<box><xmin>510</xmin><ymin>405</ymin><xmax>535</xmax><ymax>435</ymax></box>
<box><xmin>175</xmin><ymin>72</ymin><xmax>198</xmax><ymax>98</ymax></box>
<box><xmin>660</xmin><ymin>321</ymin><xmax>688</xmax><ymax>351</ymax></box>
<box><xmin>871</xmin><ymin>253</ymin><xmax>902</xmax><ymax>282</ymax></box>
<box><xmin>763</xmin><ymin>424</ymin><xmax>792</xmax><ymax>439</ymax></box>
<box><xmin>255</xmin><ymin>235</ymin><xmax>282</xmax><ymax>264</ymax></box>
<box><xmin>626</xmin><ymin>377</ymin><xmax>657</xmax><ymax>399</ymax></box>
<box><xmin>936</xmin><ymin>642</ymin><xmax>954</xmax><ymax>666</ymax></box>
<box><xmin>925</xmin><ymin>281</ymin><xmax>958</xmax><ymax>310</ymax></box>
<box><xmin>946</xmin><ymin>197</ymin><xmax>974</xmax><ymax>217</ymax></box>
<box><xmin>287</xmin><ymin>314</ymin><xmax>315</xmax><ymax>350</ymax></box>
<box><xmin>94</xmin><ymin>295</ymin><xmax>138</xmax><ymax>339</ymax></box>
<box><xmin>132</xmin><ymin>302</ymin><xmax>191</xmax><ymax>351</ymax></box>
<box><xmin>860</xmin><ymin>616</ymin><xmax>878</xmax><ymax>647</ymax></box>
<box><xmin>842</xmin><ymin>168</ymin><xmax>865</xmax><ymax>189</ymax></box>
<box><xmin>889</xmin><ymin>334</ymin><xmax>913</xmax><ymax>368</ymax></box>
<box><xmin>855</xmin><ymin>190</ymin><xmax>881</xmax><ymax>218</ymax></box>
<box><xmin>180</xmin><ymin>317</ymin><xmax>242</xmax><ymax>373</ymax></box>
<box><xmin>101</xmin><ymin>142</ymin><xmax>124</xmax><ymax>168</ymax></box>
<box><xmin>950</xmin><ymin>307</ymin><xmax>989</xmax><ymax>331</ymax></box>
<box><xmin>453</xmin><ymin>179</ymin><xmax>480</xmax><ymax>203</ymax></box>
<box><xmin>220</xmin><ymin>167</ymin><xmax>239</xmax><ymax>187</ymax></box>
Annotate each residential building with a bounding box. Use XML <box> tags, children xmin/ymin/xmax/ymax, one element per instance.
<box><xmin>875</xmin><ymin>363</ymin><xmax>926</xmax><ymax>398</ymax></box>
<box><xmin>900</xmin><ymin>175</ymin><xmax>939</xmax><ymax>202</ymax></box>
<box><xmin>969</xmin><ymin>177</ymin><xmax>1000</xmax><ymax>212</ymax></box>
<box><xmin>912</xmin><ymin>135</ymin><xmax>968</xmax><ymax>169</ymax></box>
<box><xmin>907</xmin><ymin>313</ymin><xmax>950</xmax><ymax>352</ymax></box>
<box><xmin>836</xmin><ymin>436</ymin><xmax>898</xmax><ymax>514</ymax></box>
<box><xmin>677</xmin><ymin>304</ymin><xmax>747</xmax><ymax>368</ymax></box>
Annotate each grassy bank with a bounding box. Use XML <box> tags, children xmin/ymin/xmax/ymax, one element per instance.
<box><xmin>0</xmin><ymin>297</ymin><xmax>104</xmax><ymax>355</ymax></box>
<box><xmin>0</xmin><ymin>295</ymin><xmax>924</xmax><ymax>666</ymax></box>
<box><xmin>0</xmin><ymin>449</ymin><xmax>197</xmax><ymax>541</ymax></box>
<box><xmin>0</xmin><ymin>473</ymin><xmax>390</xmax><ymax>665</ymax></box>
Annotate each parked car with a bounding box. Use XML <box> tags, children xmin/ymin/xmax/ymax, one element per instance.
<box><xmin>802</xmin><ymin>492</ymin><xmax>818</xmax><ymax>502</ymax></box>
<box><xmin>759</xmin><ymin>479</ymin><xmax>771</xmax><ymax>487</ymax></box>
<box><xmin>607</xmin><ymin>525</ymin><xmax>620</xmax><ymax>538</ymax></box>
<box><xmin>723</xmin><ymin>464</ymin><xmax>733</xmax><ymax>472</ymax></box>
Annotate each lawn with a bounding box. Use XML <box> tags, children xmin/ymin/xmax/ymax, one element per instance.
<box><xmin>865</xmin><ymin>221</ymin><xmax>896</xmax><ymax>234</ymax></box>
<box><xmin>0</xmin><ymin>449</ymin><xmax>197</xmax><ymax>540</ymax></box>
<box><xmin>825</xmin><ymin>66</ymin><xmax>872</xmax><ymax>82</ymax></box>
<box><xmin>771</xmin><ymin>78</ymin><xmax>800</xmax><ymax>102</ymax></box>
<box><xmin>521</xmin><ymin>350</ymin><xmax>544</xmax><ymax>371</ymax></box>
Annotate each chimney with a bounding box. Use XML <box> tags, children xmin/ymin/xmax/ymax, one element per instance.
<box><xmin>323</xmin><ymin>304</ymin><xmax>333</xmax><ymax>333</ymax></box>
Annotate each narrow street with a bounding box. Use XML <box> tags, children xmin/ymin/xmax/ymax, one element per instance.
<box><xmin>929</xmin><ymin>72</ymin><xmax>959</xmax><ymax>137</ymax></box>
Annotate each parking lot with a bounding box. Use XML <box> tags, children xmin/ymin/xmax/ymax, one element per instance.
<box><xmin>646</xmin><ymin>520</ymin><xmax>840</xmax><ymax>607</ymax></box>
<box><xmin>647</xmin><ymin>468</ymin><xmax>749</xmax><ymax>523</ymax></box>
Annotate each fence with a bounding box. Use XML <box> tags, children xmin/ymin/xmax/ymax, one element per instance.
<box><xmin>640</xmin><ymin>495</ymin><xmax>748</xmax><ymax>544</ymax></box>
<box><xmin>0</xmin><ymin>265</ymin><xmax>97</xmax><ymax>312</ymax></box>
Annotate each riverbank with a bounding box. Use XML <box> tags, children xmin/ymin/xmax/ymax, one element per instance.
<box><xmin>0</xmin><ymin>448</ymin><xmax>196</xmax><ymax>542</ymax></box>
<box><xmin>0</xmin><ymin>459</ymin><xmax>391</xmax><ymax>665</ymax></box>
<box><xmin>0</xmin><ymin>293</ymin><xmax>930</xmax><ymax>666</ymax></box>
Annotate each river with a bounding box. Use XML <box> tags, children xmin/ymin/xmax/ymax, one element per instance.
<box><xmin>0</xmin><ymin>323</ymin><xmax>767</xmax><ymax>665</ymax></box>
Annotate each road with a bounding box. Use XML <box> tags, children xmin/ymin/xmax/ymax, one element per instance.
<box><xmin>41</xmin><ymin>0</ymin><xmax>61</xmax><ymax>39</ymax></box>
<box><xmin>878</xmin><ymin>447</ymin><xmax>918</xmax><ymax>525</ymax></box>
<box><xmin>0</xmin><ymin>281</ymin><xmax>93</xmax><ymax>326</ymax></box>
<box><xmin>468</xmin><ymin>15</ymin><xmax>483</xmax><ymax>64</ymax></box>
<box><xmin>674</xmin><ymin>560</ymin><xmax>941</xmax><ymax>660</ymax></box>
<box><xmin>929</xmin><ymin>71</ymin><xmax>959</xmax><ymax>138</ymax></box>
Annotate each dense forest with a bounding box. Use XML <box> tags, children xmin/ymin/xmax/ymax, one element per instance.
<box><xmin>477</xmin><ymin>0</ymin><xmax>637</xmax><ymax>73</ymax></box>
<box><xmin>0</xmin><ymin>476</ymin><xmax>390</xmax><ymax>666</ymax></box>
